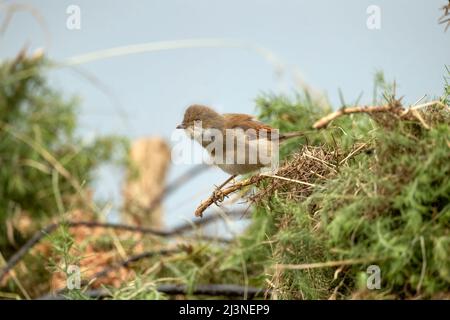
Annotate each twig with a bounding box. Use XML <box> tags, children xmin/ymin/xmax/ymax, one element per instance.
<box><xmin>313</xmin><ymin>104</ymin><xmax>395</xmax><ymax>129</ymax></box>
<box><xmin>42</xmin><ymin>247</ymin><xmax>268</xmax><ymax>300</ymax></box>
<box><xmin>158</xmin><ymin>284</ymin><xmax>267</xmax><ymax>298</ymax></box>
<box><xmin>38</xmin><ymin>248</ymin><xmax>182</xmax><ymax>299</ymax></box>
<box><xmin>439</xmin><ymin>2</ymin><xmax>450</xmax><ymax>31</ymax></box>
<box><xmin>0</xmin><ymin>213</ymin><xmax>242</xmax><ymax>284</ymax></box>
<box><xmin>260</xmin><ymin>173</ymin><xmax>318</xmax><ymax>188</ymax></box>
<box><xmin>339</xmin><ymin>143</ymin><xmax>368</xmax><ymax>165</ymax></box>
<box><xmin>88</xmin><ymin>249</ymin><xmax>181</xmax><ymax>282</ymax></box>
<box><xmin>0</xmin><ymin>251</ymin><xmax>31</xmax><ymax>299</ymax></box>
<box><xmin>275</xmin><ymin>257</ymin><xmax>379</xmax><ymax>270</ymax></box>
<box><xmin>0</xmin><ymin>223</ymin><xmax>59</xmax><ymax>284</ymax></box>
<box><xmin>38</xmin><ymin>284</ymin><xmax>268</xmax><ymax>300</ymax></box>
<box><xmin>402</xmin><ymin>100</ymin><xmax>448</xmax><ymax>118</ymax></box>
<box><xmin>312</xmin><ymin>100</ymin><xmax>446</xmax><ymax>129</ymax></box>
<box><xmin>410</xmin><ymin>109</ymin><xmax>430</xmax><ymax>130</ymax></box>
<box><xmin>302</xmin><ymin>152</ymin><xmax>337</xmax><ymax>172</ymax></box>
<box><xmin>195</xmin><ymin>175</ymin><xmax>263</xmax><ymax>217</ymax></box>
<box><xmin>194</xmin><ymin>166</ymin><xmax>335</xmax><ymax>217</ymax></box>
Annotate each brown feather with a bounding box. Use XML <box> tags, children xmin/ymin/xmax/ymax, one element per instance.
<box><xmin>223</xmin><ymin>113</ymin><xmax>276</xmax><ymax>139</ymax></box>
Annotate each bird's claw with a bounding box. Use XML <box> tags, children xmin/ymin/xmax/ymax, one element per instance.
<box><xmin>212</xmin><ymin>188</ymin><xmax>227</xmax><ymax>204</ymax></box>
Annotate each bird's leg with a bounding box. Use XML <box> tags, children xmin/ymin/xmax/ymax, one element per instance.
<box><xmin>215</xmin><ymin>174</ymin><xmax>237</xmax><ymax>190</ymax></box>
<box><xmin>213</xmin><ymin>174</ymin><xmax>237</xmax><ymax>203</ymax></box>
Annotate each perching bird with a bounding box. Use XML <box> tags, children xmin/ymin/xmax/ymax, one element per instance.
<box><xmin>176</xmin><ymin>104</ymin><xmax>304</xmax><ymax>189</ymax></box>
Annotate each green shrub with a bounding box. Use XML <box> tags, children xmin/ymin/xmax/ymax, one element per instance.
<box><xmin>0</xmin><ymin>52</ymin><xmax>128</xmax><ymax>251</ymax></box>
<box><xmin>152</xmin><ymin>71</ymin><xmax>449</xmax><ymax>299</ymax></box>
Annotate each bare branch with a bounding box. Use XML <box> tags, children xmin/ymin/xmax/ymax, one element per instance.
<box><xmin>38</xmin><ymin>284</ymin><xmax>268</xmax><ymax>300</ymax></box>
<box><xmin>87</xmin><ymin>249</ymin><xmax>181</xmax><ymax>283</ymax></box>
<box><xmin>0</xmin><ymin>212</ymin><xmax>244</xmax><ymax>284</ymax></box>
<box><xmin>313</xmin><ymin>104</ymin><xmax>395</xmax><ymax>129</ymax></box>
<box><xmin>312</xmin><ymin>100</ymin><xmax>446</xmax><ymax>129</ymax></box>
<box><xmin>195</xmin><ymin>175</ymin><xmax>263</xmax><ymax>217</ymax></box>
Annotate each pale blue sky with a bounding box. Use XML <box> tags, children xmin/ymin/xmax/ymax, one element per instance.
<box><xmin>2</xmin><ymin>0</ymin><xmax>449</xmax><ymax>227</ymax></box>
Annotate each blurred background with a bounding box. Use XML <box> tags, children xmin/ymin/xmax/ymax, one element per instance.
<box><xmin>2</xmin><ymin>0</ymin><xmax>449</xmax><ymax>229</ymax></box>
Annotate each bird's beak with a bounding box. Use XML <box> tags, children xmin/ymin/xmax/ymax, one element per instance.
<box><xmin>176</xmin><ymin>124</ymin><xmax>185</xmax><ymax>129</ymax></box>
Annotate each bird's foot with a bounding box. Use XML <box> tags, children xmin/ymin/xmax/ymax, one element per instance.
<box><xmin>211</xmin><ymin>174</ymin><xmax>237</xmax><ymax>205</ymax></box>
<box><xmin>212</xmin><ymin>187</ymin><xmax>227</xmax><ymax>204</ymax></box>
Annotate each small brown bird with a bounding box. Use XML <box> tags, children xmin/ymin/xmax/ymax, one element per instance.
<box><xmin>176</xmin><ymin>104</ymin><xmax>304</xmax><ymax>189</ymax></box>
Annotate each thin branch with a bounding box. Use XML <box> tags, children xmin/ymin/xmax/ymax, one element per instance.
<box><xmin>38</xmin><ymin>284</ymin><xmax>268</xmax><ymax>300</ymax></box>
<box><xmin>194</xmin><ymin>168</ymin><xmax>331</xmax><ymax>217</ymax></box>
<box><xmin>260</xmin><ymin>173</ymin><xmax>318</xmax><ymax>188</ymax></box>
<box><xmin>88</xmin><ymin>249</ymin><xmax>180</xmax><ymax>282</ymax></box>
<box><xmin>313</xmin><ymin>104</ymin><xmax>395</xmax><ymax>129</ymax></box>
<box><xmin>339</xmin><ymin>143</ymin><xmax>368</xmax><ymax>165</ymax></box>
<box><xmin>0</xmin><ymin>223</ymin><xmax>59</xmax><ymax>284</ymax></box>
<box><xmin>312</xmin><ymin>100</ymin><xmax>446</xmax><ymax>129</ymax></box>
<box><xmin>158</xmin><ymin>284</ymin><xmax>267</xmax><ymax>298</ymax></box>
<box><xmin>275</xmin><ymin>257</ymin><xmax>379</xmax><ymax>271</ymax></box>
<box><xmin>439</xmin><ymin>2</ymin><xmax>450</xmax><ymax>31</ymax></box>
<box><xmin>195</xmin><ymin>175</ymin><xmax>263</xmax><ymax>217</ymax></box>
<box><xmin>38</xmin><ymin>248</ymin><xmax>182</xmax><ymax>299</ymax></box>
<box><xmin>0</xmin><ymin>213</ymin><xmax>243</xmax><ymax>284</ymax></box>
<box><xmin>0</xmin><ymin>251</ymin><xmax>31</xmax><ymax>299</ymax></box>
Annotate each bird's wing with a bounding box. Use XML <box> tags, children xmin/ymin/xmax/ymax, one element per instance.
<box><xmin>223</xmin><ymin>113</ymin><xmax>276</xmax><ymax>140</ymax></box>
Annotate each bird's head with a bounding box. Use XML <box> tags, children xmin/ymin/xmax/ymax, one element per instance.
<box><xmin>176</xmin><ymin>104</ymin><xmax>224</xmax><ymax>131</ymax></box>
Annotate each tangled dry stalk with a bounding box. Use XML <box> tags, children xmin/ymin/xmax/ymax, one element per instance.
<box><xmin>194</xmin><ymin>143</ymin><xmax>369</xmax><ymax>217</ymax></box>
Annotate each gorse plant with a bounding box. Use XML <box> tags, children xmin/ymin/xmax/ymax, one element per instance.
<box><xmin>241</xmin><ymin>70</ymin><xmax>450</xmax><ymax>299</ymax></box>
<box><xmin>108</xmin><ymin>70</ymin><xmax>447</xmax><ymax>300</ymax></box>
<box><xmin>0</xmin><ymin>51</ymin><xmax>128</xmax><ymax>251</ymax></box>
<box><xmin>46</xmin><ymin>224</ymin><xmax>91</xmax><ymax>300</ymax></box>
<box><xmin>139</xmin><ymin>70</ymin><xmax>449</xmax><ymax>299</ymax></box>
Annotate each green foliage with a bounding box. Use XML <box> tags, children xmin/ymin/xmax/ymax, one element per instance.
<box><xmin>245</xmin><ymin>73</ymin><xmax>449</xmax><ymax>298</ymax></box>
<box><xmin>105</xmin><ymin>277</ymin><xmax>167</xmax><ymax>300</ymax></box>
<box><xmin>145</xmin><ymin>72</ymin><xmax>449</xmax><ymax>299</ymax></box>
<box><xmin>255</xmin><ymin>92</ymin><xmax>330</xmax><ymax>157</ymax></box>
<box><xmin>46</xmin><ymin>224</ymin><xmax>91</xmax><ymax>300</ymax></box>
<box><xmin>0</xmin><ymin>53</ymin><xmax>128</xmax><ymax>250</ymax></box>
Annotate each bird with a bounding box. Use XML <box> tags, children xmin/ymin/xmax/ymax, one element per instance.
<box><xmin>176</xmin><ymin>104</ymin><xmax>304</xmax><ymax>191</ymax></box>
